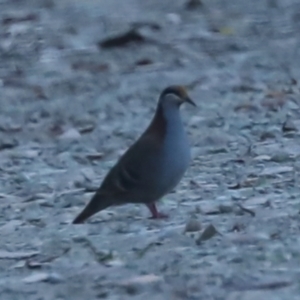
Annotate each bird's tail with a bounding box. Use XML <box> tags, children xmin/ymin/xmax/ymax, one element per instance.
<box><xmin>72</xmin><ymin>193</ymin><xmax>112</xmax><ymax>224</ymax></box>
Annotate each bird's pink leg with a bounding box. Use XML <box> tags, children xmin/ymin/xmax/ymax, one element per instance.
<box><xmin>146</xmin><ymin>203</ymin><xmax>168</xmax><ymax>219</ymax></box>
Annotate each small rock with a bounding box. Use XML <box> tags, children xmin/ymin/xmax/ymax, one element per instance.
<box><xmin>0</xmin><ymin>137</ymin><xmax>18</xmax><ymax>150</ymax></box>
<box><xmin>0</xmin><ymin>220</ymin><xmax>23</xmax><ymax>233</ymax></box>
<box><xmin>22</xmin><ymin>149</ymin><xmax>40</xmax><ymax>158</ymax></box>
<box><xmin>119</xmin><ymin>274</ymin><xmax>162</xmax><ymax>286</ymax></box>
<box><xmin>78</xmin><ymin>123</ymin><xmax>96</xmax><ymax>134</ymax></box>
<box><xmin>22</xmin><ymin>273</ymin><xmax>49</xmax><ymax>283</ymax></box>
<box><xmin>86</xmin><ymin>152</ymin><xmax>104</xmax><ymax>160</ymax></box>
<box><xmin>282</xmin><ymin>119</ymin><xmax>297</xmax><ymax>132</ymax></box>
<box><xmin>196</xmin><ymin>224</ymin><xmax>219</xmax><ymax>245</ymax></box>
<box><xmin>10</xmin><ymin>149</ymin><xmax>40</xmax><ymax>159</ymax></box>
<box><xmin>80</xmin><ymin>168</ymin><xmax>96</xmax><ymax>182</ymax></box>
<box><xmin>270</xmin><ymin>152</ymin><xmax>292</xmax><ymax>163</ymax></box>
<box><xmin>260</xmin><ymin>131</ymin><xmax>277</xmax><ymax>141</ymax></box>
<box><xmin>104</xmin><ymin>258</ymin><xmax>124</xmax><ymax>267</ymax></box>
<box><xmin>47</xmin><ymin>273</ymin><xmax>64</xmax><ymax>284</ymax></box>
<box><xmin>184</xmin><ymin>217</ymin><xmax>201</xmax><ymax>233</ymax></box>
<box><xmin>218</xmin><ymin>204</ymin><xmax>234</xmax><ymax>214</ymax></box>
<box><xmin>253</xmin><ymin>155</ymin><xmax>271</xmax><ymax>161</ymax></box>
<box><xmin>59</xmin><ymin>128</ymin><xmax>81</xmax><ymax>140</ymax></box>
<box><xmin>235</xmin><ymin>204</ymin><xmax>255</xmax><ymax>217</ymax></box>
<box><xmin>0</xmin><ymin>250</ymin><xmax>39</xmax><ymax>259</ymax></box>
<box><xmin>0</xmin><ymin>117</ymin><xmax>22</xmax><ymax>132</ymax></box>
<box><xmin>166</xmin><ymin>13</ymin><xmax>181</xmax><ymax>25</ymax></box>
<box><xmin>10</xmin><ymin>260</ymin><xmax>26</xmax><ymax>269</ymax></box>
<box><xmin>186</xmin><ymin>0</ymin><xmax>203</xmax><ymax>9</ymax></box>
<box><xmin>245</xmin><ymin>196</ymin><xmax>271</xmax><ymax>207</ymax></box>
<box><xmin>73</xmin><ymin>169</ymin><xmax>96</xmax><ymax>189</ymax></box>
<box><xmin>118</xmin><ymin>274</ymin><xmax>163</xmax><ymax>295</ymax></box>
<box><xmin>22</xmin><ymin>272</ymin><xmax>63</xmax><ymax>284</ymax></box>
<box><xmin>26</xmin><ymin>260</ymin><xmax>43</xmax><ymax>269</ymax></box>
<box><xmin>227</xmin><ymin>232</ymin><xmax>270</xmax><ymax>245</ymax></box>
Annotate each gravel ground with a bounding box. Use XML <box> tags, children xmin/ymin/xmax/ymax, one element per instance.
<box><xmin>1</xmin><ymin>0</ymin><xmax>300</xmax><ymax>299</ymax></box>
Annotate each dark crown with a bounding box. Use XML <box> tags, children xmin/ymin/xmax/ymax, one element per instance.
<box><xmin>160</xmin><ymin>85</ymin><xmax>188</xmax><ymax>100</ymax></box>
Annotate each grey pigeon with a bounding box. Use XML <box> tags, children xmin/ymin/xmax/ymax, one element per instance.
<box><xmin>73</xmin><ymin>85</ymin><xmax>195</xmax><ymax>223</ymax></box>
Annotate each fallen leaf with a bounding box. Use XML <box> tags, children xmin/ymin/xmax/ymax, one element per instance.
<box><xmin>232</xmin><ymin>84</ymin><xmax>262</xmax><ymax>93</ymax></box>
<box><xmin>86</xmin><ymin>152</ymin><xmax>104</xmax><ymax>160</ymax></box>
<box><xmin>135</xmin><ymin>58</ymin><xmax>153</xmax><ymax>66</ymax></box>
<box><xmin>0</xmin><ymin>251</ymin><xmax>39</xmax><ymax>259</ymax></box>
<box><xmin>249</xmin><ymin>280</ymin><xmax>293</xmax><ymax>290</ymax></box>
<box><xmin>78</xmin><ymin>124</ymin><xmax>95</xmax><ymax>134</ymax></box>
<box><xmin>234</xmin><ymin>103</ymin><xmax>259</xmax><ymax>112</ymax></box>
<box><xmin>99</xmin><ymin>29</ymin><xmax>145</xmax><ymax>49</ymax></box>
<box><xmin>2</xmin><ymin>13</ymin><xmax>39</xmax><ymax>25</ymax></box>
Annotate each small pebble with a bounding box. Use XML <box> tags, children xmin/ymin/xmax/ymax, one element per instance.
<box><xmin>184</xmin><ymin>217</ymin><xmax>201</xmax><ymax>233</ymax></box>
<box><xmin>166</xmin><ymin>13</ymin><xmax>181</xmax><ymax>25</ymax></box>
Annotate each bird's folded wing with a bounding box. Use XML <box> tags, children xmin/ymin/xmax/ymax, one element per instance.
<box><xmin>100</xmin><ymin>134</ymin><xmax>162</xmax><ymax>196</ymax></box>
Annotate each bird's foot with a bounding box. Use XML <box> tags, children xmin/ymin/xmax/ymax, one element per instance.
<box><xmin>146</xmin><ymin>203</ymin><xmax>169</xmax><ymax>219</ymax></box>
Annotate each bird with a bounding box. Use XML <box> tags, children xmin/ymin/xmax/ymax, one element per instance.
<box><xmin>72</xmin><ymin>85</ymin><xmax>196</xmax><ymax>224</ymax></box>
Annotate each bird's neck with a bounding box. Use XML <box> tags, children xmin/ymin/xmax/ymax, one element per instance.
<box><xmin>145</xmin><ymin>102</ymin><xmax>182</xmax><ymax>141</ymax></box>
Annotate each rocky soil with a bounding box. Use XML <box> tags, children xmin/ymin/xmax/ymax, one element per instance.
<box><xmin>1</xmin><ymin>0</ymin><xmax>300</xmax><ymax>299</ymax></box>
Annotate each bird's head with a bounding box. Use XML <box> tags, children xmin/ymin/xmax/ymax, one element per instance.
<box><xmin>159</xmin><ymin>85</ymin><xmax>196</xmax><ymax>108</ymax></box>
<box><xmin>144</xmin><ymin>85</ymin><xmax>196</xmax><ymax>139</ymax></box>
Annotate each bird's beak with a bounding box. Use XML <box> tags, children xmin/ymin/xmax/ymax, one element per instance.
<box><xmin>185</xmin><ymin>97</ymin><xmax>197</xmax><ymax>107</ymax></box>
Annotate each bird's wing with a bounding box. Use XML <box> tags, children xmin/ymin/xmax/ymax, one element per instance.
<box><xmin>99</xmin><ymin>134</ymin><xmax>163</xmax><ymax>199</ymax></box>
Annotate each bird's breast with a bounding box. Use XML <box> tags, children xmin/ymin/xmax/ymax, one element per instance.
<box><xmin>160</xmin><ymin>121</ymin><xmax>191</xmax><ymax>191</ymax></box>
